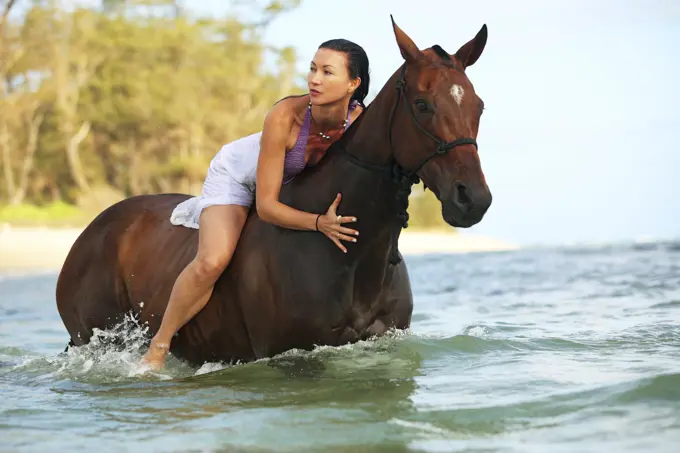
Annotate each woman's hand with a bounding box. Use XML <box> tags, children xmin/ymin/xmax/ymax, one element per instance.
<box><xmin>317</xmin><ymin>193</ymin><xmax>359</xmax><ymax>253</ymax></box>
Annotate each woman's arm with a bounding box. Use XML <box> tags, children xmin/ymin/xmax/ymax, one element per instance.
<box><xmin>255</xmin><ymin>101</ymin><xmax>360</xmax><ymax>252</ymax></box>
<box><xmin>255</xmin><ymin>102</ymin><xmax>318</xmax><ymax>231</ymax></box>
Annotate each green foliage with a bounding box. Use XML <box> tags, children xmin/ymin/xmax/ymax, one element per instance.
<box><xmin>0</xmin><ymin>0</ymin><xmax>303</xmax><ymax>211</ymax></box>
<box><xmin>0</xmin><ymin>201</ymin><xmax>87</xmax><ymax>226</ymax></box>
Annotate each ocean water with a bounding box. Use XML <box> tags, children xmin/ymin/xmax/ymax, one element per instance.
<box><xmin>1</xmin><ymin>241</ymin><xmax>679</xmax><ymax>452</ymax></box>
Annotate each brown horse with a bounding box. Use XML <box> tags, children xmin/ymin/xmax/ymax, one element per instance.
<box><xmin>56</xmin><ymin>17</ymin><xmax>492</xmax><ymax>366</ymax></box>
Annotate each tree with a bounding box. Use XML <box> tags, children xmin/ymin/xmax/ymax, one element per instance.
<box><xmin>0</xmin><ymin>0</ymin><xmax>304</xmax><ymax>211</ymax></box>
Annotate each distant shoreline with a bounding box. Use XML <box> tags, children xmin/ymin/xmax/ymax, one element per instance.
<box><xmin>0</xmin><ymin>223</ymin><xmax>519</xmax><ymax>272</ymax></box>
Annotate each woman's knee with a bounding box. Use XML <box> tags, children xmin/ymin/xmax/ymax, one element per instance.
<box><xmin>192</xmin><ymin>204</ymin><xmax>248</xmax><ymax>282</ymax></box>
<box><xmin>192</xmin><ymin>251</ymin><xmax>233</xmax><ymax>281</ymax></box>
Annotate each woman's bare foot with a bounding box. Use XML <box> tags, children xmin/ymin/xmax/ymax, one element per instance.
<box><xmin>140</xmin><ymin>341</ymin><xmax>170</xmax><ymax>371</ymax></box>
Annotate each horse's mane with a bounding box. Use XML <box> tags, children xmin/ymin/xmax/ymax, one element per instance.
<box><xmin>431</xmin><ymin>44</ymin><xmax>451</xmax><ymax>61</ymax></box>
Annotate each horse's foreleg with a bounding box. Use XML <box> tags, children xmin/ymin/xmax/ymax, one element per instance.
<box><xmin>365</xmin><ymin>256</ymin><xmax>414</xmax><ymax>338</ymax></box>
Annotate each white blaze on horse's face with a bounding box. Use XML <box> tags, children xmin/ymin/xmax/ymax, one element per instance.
<box><xmin>450</xmin><ymin>84</ymin><xmax>464</xmax><ymax>106</ymax></box>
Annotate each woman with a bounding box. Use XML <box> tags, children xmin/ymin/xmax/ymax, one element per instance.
<box><xmin>141</xmin><ymin>39</ymin><xmax>370</xmax><ymax>371</ymax></box>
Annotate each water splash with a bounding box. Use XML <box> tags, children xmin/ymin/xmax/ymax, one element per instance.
<box><xmin>7</xmin><ymin>313</ymin><xmax>195</xmax><ymax>383</ymax></box>
<box><xmin>4</xmin><ymin>318</ymin><xmax>422</xmax><ymax>385</ymax></box>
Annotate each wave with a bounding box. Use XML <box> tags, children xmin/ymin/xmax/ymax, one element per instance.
<box><xmin>651</xmin><ymin>300</ymin><xmax>680</xmax><ymax>309</ymax></box>
<box><xmin>397</xmin><ymin>371</ymin><xmax>680</xmax><ymax>432</ymax></box>
<box><xmin>613</xmin><ymin>372</ymin><xmax>680</xmax><ymax>403</ymax></box>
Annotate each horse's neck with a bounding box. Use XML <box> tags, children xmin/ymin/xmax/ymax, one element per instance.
<box><xmin>281</xmin><ymin>82</ymin><xmax>405</xmax><ymax>265</ymax></box>
<box><xmin>341</xmin><ymin>87</ymin><xmax>397</xmax><ymax>167</ymax></box>
<box><xmin>318</xmin><ymin>87</ymin><xmax>406</xmax><ymax>264</ymax></box>
<box><xmin>316</xmin><ymin>150</ymin><xmax>398</xmax><ymax>238</ymax></box>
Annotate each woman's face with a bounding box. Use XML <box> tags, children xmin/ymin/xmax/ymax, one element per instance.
<box><xmin>307</xmin><ymin>48</ymin><xmax>359</xmax><ymax>105</ymax></box>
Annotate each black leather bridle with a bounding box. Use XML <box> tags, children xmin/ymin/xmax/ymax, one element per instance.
<box><xmin>388</xmin><ymin>64</ymin><xmax>478</xmax><ymax>179</ymax></box>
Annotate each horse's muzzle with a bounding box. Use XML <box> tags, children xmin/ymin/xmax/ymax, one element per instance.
<box><xmin>441</xmin><ymin>182</ymin><xmax>492</xmax><ymax>228</ymax></box>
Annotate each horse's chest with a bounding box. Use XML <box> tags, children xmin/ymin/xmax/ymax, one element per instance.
<box><xmin>282</xmin><ymin>281</ymin><xmax>383</xmax><ymax>344</ymax></box>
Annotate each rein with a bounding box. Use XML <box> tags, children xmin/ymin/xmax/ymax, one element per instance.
<box><xmin>338</xmin><ymin>64</ymin><xmax>478</xmax><ymax>264</ymax></box>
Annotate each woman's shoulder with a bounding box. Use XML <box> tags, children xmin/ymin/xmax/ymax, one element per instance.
<box><xmin>271</xmin><ymin>94</ymin><xmax>309</xmax><ymax>117</ymax></box>
<box><xmin>262</xmin><ymin>95</ymin><xmax>309</xmax><ymax>133</ymax></box>
<box><xmin>262</xmin><ymin>95</ymin><xmax>309</xmax><ymax>143</ymax></box>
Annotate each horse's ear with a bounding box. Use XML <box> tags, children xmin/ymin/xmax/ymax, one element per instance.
<box><xmin>390</xmin><ymin>15</ymin><xmax>422</xmax><ymax>63</ymax></box>
<box><xmin>453</xmin><ymin>24</ymin><xmax>488</xmax><ymax>69</ymax></box>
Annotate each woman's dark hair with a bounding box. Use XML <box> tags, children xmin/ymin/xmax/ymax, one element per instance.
<box><xmin>318</xmin><ymin>39</ymin><xmax>370</xmax><ymax>107</ymax></box>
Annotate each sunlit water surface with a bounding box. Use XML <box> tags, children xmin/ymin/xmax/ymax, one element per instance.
<box><xmin>2</xmin><ymin>241</ymin><xmax>679</xmax><ymax>452</ymax></box>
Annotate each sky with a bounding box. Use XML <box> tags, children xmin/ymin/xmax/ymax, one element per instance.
<box><xmin>195</xmin><ymin>0</ymin><xmax>679</xmax><ymax>247</ymax></box>
<box><xmin>51</xmin><ymin>0</ymin><xmax>680</xmax><ymax>245</ymax></box>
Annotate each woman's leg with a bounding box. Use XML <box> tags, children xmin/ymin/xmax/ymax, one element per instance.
<box><xmin>141</xmin><ymin>204</ymin><xmax>249</xmax><ymax>370</ymax></box>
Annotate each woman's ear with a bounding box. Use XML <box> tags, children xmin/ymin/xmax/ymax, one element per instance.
<box><xmin>349</xmin><ymin>77</ymin><xmax>361</xmax><ymax>94</ymax></box>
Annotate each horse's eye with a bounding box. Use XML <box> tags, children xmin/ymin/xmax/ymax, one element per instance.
<box><xmin>414</xmin><ymin>98</ymin><xmax>432</xmax><ymax>113</ymax></box>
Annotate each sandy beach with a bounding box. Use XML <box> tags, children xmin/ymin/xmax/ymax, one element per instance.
<box><xmin>0</xmin><ymin>223</ymin><xmax>519</xmax><ymax>272</ymax></box>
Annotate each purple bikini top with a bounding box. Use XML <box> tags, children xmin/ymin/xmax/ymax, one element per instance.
<box><xmin>282</xmin><ymin>99</ymin><xmax>360</xmax><ymax>184</ymax></box>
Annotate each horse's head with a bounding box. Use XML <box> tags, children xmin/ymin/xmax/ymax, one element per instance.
<box><xmin>388</xmin><ymin>17</ymin><xmax>492</xmax><ymax>228</ymax></box>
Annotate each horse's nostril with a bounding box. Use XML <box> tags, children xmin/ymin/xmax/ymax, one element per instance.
<box><xmin>455</xmin><ymin>183</ymin><xmax>471</xmax><ymax>208</ymax></box>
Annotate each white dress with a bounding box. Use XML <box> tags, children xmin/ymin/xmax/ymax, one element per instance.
<box><xmin>169</xmin><ymin>132</ymin><xmax>262</xmax><ymax>229</ymax></box>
